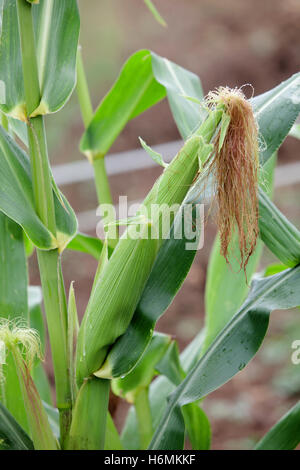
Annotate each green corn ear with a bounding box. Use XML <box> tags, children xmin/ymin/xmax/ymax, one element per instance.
<box><xmin>76</xmin><ymin>109</ymin><xmax>222</xmax><ymax>384</ymax></box>
<box><xmin>76</xmin><ymin>222</ymin><xmax>158</xmax><ymax>383</ymax></box>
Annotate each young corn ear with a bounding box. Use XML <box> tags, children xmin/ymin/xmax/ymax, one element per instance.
<box><xmin>76</xmin><ymin>109</ymin><xmax>223</xmax><ymax>384</ymax></box>
<box><xmin>76</xmin><ymin>222</ymin><xmax>159</xmax><ymax>384</ymax></box>
<box><xmin>0</xmin><ymin>320</ymin><xmax>57</xmax><ymax>450</ymax></box>
<box><xmin>206</xmin><ymin>87</ymin><xmax>259</xmax><ymax>274</ymax></box>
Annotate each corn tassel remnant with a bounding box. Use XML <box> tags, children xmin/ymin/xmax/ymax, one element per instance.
<box><xmin>206</xmin><ymin>87</ymin><xmax>259</xmax><ymax>274</ymax></box>
<box><xmin>0</xmin><ymin>319</ymin><xmax>42</xmax><ymax>378</ymax></box>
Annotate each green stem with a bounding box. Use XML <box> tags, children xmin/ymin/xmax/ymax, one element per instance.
<box><xmin>76</xmin><ymin>47</ymin><xmax>93</xmax><ymax>128</ymax></box>
<box><xmin>93</xmin><ymin>157</ymin><xmax>113</xmax><ymax>206</ymax></box>
<box><xmin>76</xmin><ymin>48</ymin><xmax>117</xmax><ymax>244</ymax></box>
<box><xmin>134</xmin><ymin>388</ymin><xmax>153</xmax><ymax>449</ymax></box>
<box><xmin>37</xmin><ymin>250</ymin><xmax>71</xmax><ymax>443</ymax></box>
<box><xmin>16</xmin><ymin>0</ymin><xmax>71</xmax><ymax>445</ymax></box>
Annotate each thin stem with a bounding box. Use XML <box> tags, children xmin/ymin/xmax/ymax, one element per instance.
<box><xmin>16</xmin><ymin>0</ymin><xmax>72</xmax><ymax>445</ymax></box>
<box><xmin>76</xmin><ymin>48</ymin><xmax>117</xmax><ymax>244</ymax></box>
<box><xmin>134</xmin><ymin>388</ymin><xmax>153</xmax><ymax>449</ymax></box>
<box><xmin>76</xmin><ymin>47</ymin><xmax>94</xmax><ymax>128</ymax></box>
<box><xmin>37</xmin><ymin>250</ymin><xmax>71</xmax><ymax>443</ymax></box>
<box><xmin>93</xmin><ymin>157</ymin><xmax>113</xmax><ymax>207</ymax></box>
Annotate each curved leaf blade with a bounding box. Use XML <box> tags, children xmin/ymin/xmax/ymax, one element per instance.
<box><xmin>32</xmin><ymin>0</ymin><xmax>80</xmax><ymax>115</ymax></box>
<box><xmin>149</xmin><ymin>265</ymin><xmax>300</xmax><ymax>449</ymax></box>
<box><xmin>80</xmin><ymin>50</ymin><xmax>166</xmax><ymax>159</ymax></box>
<box><xmin>0</xmin><ymin>0</ymin><xmax>79</xmax><ymax>120</ymax></box>
<box><xmin>0</xmin><ymin>402</ymin><xmax>33</xmax><ymax>450</ymax></box>
<box><xmin>252</xmin><ymin>72</ymin><xmax>300</xmax><ymax>165</ymax></box>
<box><xmin>0</xmin><ymin>126</ymin><xmax>77</xmax><ymax>250</ymax></box>
<box><xmin>0</xmin><ymin>212</ymin><xmax>29</xmax><ymax>432</ymax></box>
<box><xmin>151</xmin><ymin>52</ymin><xmax>205</xmax><ymax>139</ymax></box>
<box><xmin>255</xmin><ymin>400</ymin><xmax>300</xmax><ymax>450</ymax></box>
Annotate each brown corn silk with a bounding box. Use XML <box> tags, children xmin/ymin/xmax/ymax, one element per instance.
<box><xmin>206</xmin><ymin>87</ymin><xmax>259</xmax><ymax>274</ymax></box>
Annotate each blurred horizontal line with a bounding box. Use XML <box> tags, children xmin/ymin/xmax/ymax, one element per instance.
<box><xmin>52</xmin><ymin>140</ymin><xmax>182</xmax><ymax>186</ymax></box>
<box><xmin>52</xmin><ymin>140</ymin><xmax>300</xmax><ymax>190</ymax></box>
<box><xmin>51</xmin><ymin>140</ymin><xmax>300</xmax><ymax>233</ymax></box>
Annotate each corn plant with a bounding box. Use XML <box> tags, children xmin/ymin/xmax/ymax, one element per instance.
<box><xmin>0</xmin><ymin>0</ymin><xmax>300</xmax><ymax>451</ymax></box>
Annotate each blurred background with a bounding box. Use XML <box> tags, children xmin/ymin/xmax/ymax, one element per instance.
<box><xmin>30</xmin><ymin>0</ymin><xmax>300</xmax><ymax>449</ymax></box>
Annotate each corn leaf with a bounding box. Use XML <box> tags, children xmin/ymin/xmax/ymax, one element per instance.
<box><xmin>252</xmin><ymin>72</ymin><xmax>300</xmax><ymax>165</ymax></box>
<box><xmin>105</xmin><ymin>413</ymin><xmax>124</xmax><ymax>450</ymax></box>
<box><xmin>258</xmin><ymin>187</ymin><xmax>300</xmax><ymax>267</ymax></box>
<box><xmin>0</xmin><ymin>402</ymin><xmax>33</xmax><ymax>450</ymax></box>
<box><xmin>121</xmin><ymin>330</ymin><xmax>205</xmax><ymax>449</ymax></box>
<box><xmin>0</xmin><ymin>0</ymin><xmax>79</xmax><ymax>119</ymax></box>
<box><xmin>289</xmin><ymin>123</ymin><xmax>300</xmax><ymax>139</ymax></box>
<box><xmin>0</xmin><ymin>213</ymin><xmax>29</xmax><ymax>431</ymax></box>
<box><xmin>150</xmin><ymin>52</ymin><xmax>205</xmax><ymax>139</ymax></box>
<box><xmin>0</xmin><ymin>126</ymin><xmax>77</xmax><ymax>250</ymax></box>
<box><xmin>255</xmin><ymin>400</ymin><xmax>300</xmax><ymax>450</ymax></box>
<box><xmin>67</xmin><ymin>232</ymin><xmax>109</xmax><ymax>260</ymax></box>
<box><xmin>80</xmin><ymin>50</ymin><xmax>204</xmax><ymax>159</ymax></box>
<box><xmin>144</xmin><ymin>0</ymin><xmax>166</xmax><ymax>27</ymax></box>
<box><xmin>111</xmin><ymin>333</ymin><xmax>171</xmax><ymax>402</ymax></box>
<box><xmin>149</xmin><ymin>265</ymin><xmax>300</xmax><ymax>449</ymax></box>
<box><xmin>0</xmin><ymin>214</ymin><xmax>28</xmax><ymax>320</ymax></box>
<box><xmin>156</xmin><ymin>341</ymin><xmax>211</xmax><ymax>450</ymax></box>
<box><xmin>80</xmin><ymin>50</ymin><xmax>165</xmax><ymax>159</ymax></box>
<box><xmin>182</xmin><ymin>404</ymin><xmax>211</xmax><ymax>451</ymax></box>
<box><xmin>31</xmin><ymin>0</ymin><xmax>79</xmax><ymax>116</ymax></box>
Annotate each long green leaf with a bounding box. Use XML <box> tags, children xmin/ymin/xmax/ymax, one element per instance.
<box><xmin>289</xmin><ymin>123</ymin><xmax>300</xmax><ymax>139</ymax></box>
<box><xmin>149</xmin><ymin>265</ymin><xmax>300</xmax><ymax>449</ymax></box>
<box><xmin>31</xmin><ymin>0</ymin><xmax>79</xmax><ymax>116</ymax></box>
<box><xmin>0</xmin><ymin>126</ymin><xmax>77</xmax><ymax>250</ymax></box>
<box><xmin>151</xmin><ymin>52</ymin><xmax>205</xmax><ymax>139</ymax></box>
<box><xmin>252</xmin><ymin>72</ymin><xmax>300</xmax><ymax>165</ymax></box>
<box><xmin>121</xmin><ymin>330</ymin><xmax>205</xmax><ymax>449</ymax></box>
<box><xmin>0</xmin><ymin>402</ymin><xmax>33</xmax><ymax>450</ymax></box>
<box><xmin>67</xmin><ymin>232</ymin><xmax>107</xmax><ymax>260</ymax></box>
<box><xmin>0</xmin><ymin>0</ymin><xmax>79</xmax><ymax>119</ymax></box>
<box><xmin>80</xmin><ymin>50</ymin><xmax>166</xmax><ymax>159</ymax></box>
<box><xmin>80</xmin><ymin>50</ymin><xmax>204</xmax><ymax>159</ymax></box>
<box><xmin>258</xmin><ymin>187</ymin><xmax>300</xmax><ymax>267</ymax></box>
<box><xmin>111</xmin><ymin>333</ymin><xmax>171</xmax><ymax>402</ymax></box>
<box><xmin>0</xmin><ymin>213</ymin><xmax>29</xmax><ymax>432</ymax></box>
<box><xmin>0</xmin><ymin>214</ymin><xmax>28</xmax><ymax>320</ymax></box>
<box><xmin>144</xmin><ymin>0</ymin><xmax>166</xmax><ymax>27</ymax></box>
<box><xmin>255</xmin><ymin>400</ymin><xmax>300</xmax><ymax>450</ymax></box>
